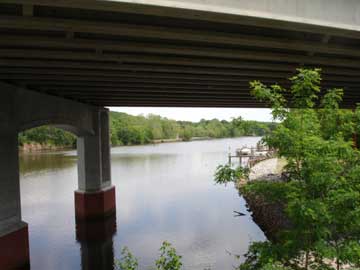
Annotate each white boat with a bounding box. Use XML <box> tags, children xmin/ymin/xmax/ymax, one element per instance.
<box><xmin>236</xmin><ymin>147</ymin><xmax>252</xmax><ymax>156</ymax></box>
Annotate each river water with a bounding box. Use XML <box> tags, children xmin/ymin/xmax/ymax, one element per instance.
<box><xmin>19</xmin><ymin>137</ymin><xmax>265</xmax><ymax>270</ymax></box>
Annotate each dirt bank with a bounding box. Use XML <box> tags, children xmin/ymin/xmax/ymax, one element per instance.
<box><xmin>20</xmin><ymin>143</ymin><xmax>72</xmax><ymax>153</ymax></box>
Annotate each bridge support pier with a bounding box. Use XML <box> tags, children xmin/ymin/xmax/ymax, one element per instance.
<box><xmin>75</xmin><ymin>108</ymin><xmax>116</xmax><ymax>220</ymax></box>
<box><xmin>0</xmin><ymin>82</ymin><xmax>116</xmax><ymax>268</ymax></box>
<box><xmin>0</xmin><ymin>129</ymin><xmax>30</xmax><ymax>269</ymax></box>
<box><xmin>76</xmin><ymin>214</ymin><xmax>117</xmax><ymax>270</ymax></box>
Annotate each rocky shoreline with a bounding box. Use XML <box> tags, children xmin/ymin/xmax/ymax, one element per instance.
<box><xmin>237</xmin><ymin>158</ymin><xmax>290</xmax><ymax>240</ymax></box>
<box><xmin>239</xmin><ymin>184</ymin><xmax>291</xmax><ymax>240</ymax></box>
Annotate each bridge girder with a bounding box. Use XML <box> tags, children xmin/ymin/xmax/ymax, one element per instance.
<box><xmin>0</xmin><ymin>0</ymin><xmax>359</xmax><ymax>107</ymax></box>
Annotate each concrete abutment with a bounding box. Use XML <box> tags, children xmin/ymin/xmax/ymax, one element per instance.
<box><xmin>0</xmin><ymin>82</ymin><xmax>116</xmax><ymax>269</ymax></box>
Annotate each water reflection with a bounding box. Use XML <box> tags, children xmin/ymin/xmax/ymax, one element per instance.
<box><xmin>76</xmin><ymin>215</ymin><xmax>117</xmax><ymax>270</ymax></box>
<box><xmin>19</xmin><ymin>151</ymin><xmax>76</xmax><ymax>176</ymax></box>
<box><xmin>20</xmin><ymin>138</ymin><xmax>266</xmax><ymax>270</ymax></box>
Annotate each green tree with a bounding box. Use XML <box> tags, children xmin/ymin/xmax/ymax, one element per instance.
<box><xmin>115</xmin><ymin>242</ymin><xmax>182</xmax><ymax>270</ymax></box>
<box><xmin>239</xmin><ymin>69</ymin><xmax>360</xmax><ymax>270</ymax></box>
<box><xmin>214</xmin><ymin>69</ymin><xmax>360</xmax><ymax>270</ymax></box>
<box><xmin>155</xmin><ymin>241</ymin><xmax>182</xmax><ymax>270</ymax></box>
<box><xmin>115</xmin><ymin>247</ymin><xmax>139</xmax><ymax>270</ymax></box>
<box><xmin>214</xmin><ymin>164</ymin><xmax>249</xmax><ymax>185</ymax></box>
<box><xmin>19</xmin><ymin>126</ymin><xmax>76</xmax><ymax>147</ymax></box>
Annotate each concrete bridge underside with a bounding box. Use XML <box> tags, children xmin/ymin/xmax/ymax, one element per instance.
<box><xmin>0</xmin><ymin>0</ymin><xmax>359</xmax><ymax>107</ymax></box>
<box><xmin>0</xmin><ymin>0</ymin><xmax>360</xmax><ymax>268</ymax></box>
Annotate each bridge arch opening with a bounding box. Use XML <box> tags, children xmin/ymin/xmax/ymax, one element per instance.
<box><xmin>19</xmin><ymin>125</ymin><xmax>78</xmax><ymax>151</ymax></box>
<box><xmin>18</xmin><ymin>119</ymin><xmax>94</xmax><ymax>138</ymax></box>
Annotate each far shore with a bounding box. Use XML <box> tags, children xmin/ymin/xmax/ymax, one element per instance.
<box><xmin>20</xmin><ymin>135</ymin><xmax>262</xmax><ymax>154</ymax></box>
<box><xmin>19</xmin><ymin>143</ymin><xmax>73</xmax><ymax>153</ymax></box>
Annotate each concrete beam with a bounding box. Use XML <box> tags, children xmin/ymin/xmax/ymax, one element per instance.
<box><xmin>0</xmin><ymin>82</ymin><xmax>95</xmax><ymax>136</ymax></box>
<box><xmin>147</xmin><ymin>0</ymin><xmax>360</xmax><ymax>33</ymax></box>
<box><xmin>0</xmin><ymin>75</ymin><xmax>284</xmax><ymax>85</ymax></box>
<box><xmin>4</xmin><ymin>0</ymin><xmax>360</xmax><ymax>38</ymax></box>
<box><xmin>0</xmin><ymin>35</ymin><xmax>359</xmax><ymax>59</ymax></box>
<box><xmin>1</xmin><ymin>48</ymin><xmax>360</xmax><ymax>69</ymax></box>
<box><xmin>2</xmin><ymin>58</ymin><xmax>360</xmax><ymax>77</ymax></box>
<box><xmin>25</xmin><ymin>80</ymin><xmax>359</xmax><ymax>89</ymax></box>
<box><xmin>0</xmin><ymin>67</ymin><xmax>290</xmax><ymax>80</ymax></box>
<box><xmin>0</xmin><ymin>59</ymin><xmax>296</xmax><ymax>78</ymax></box>
<box><xmin>0</xmin><ymin>1</ymin><xmax>359</xmax><ymax>107</ymax></box>
<box><xmin>2</xmin><ymin>67</ymin><xmax>359</xmax><ymax>83</ymax></box>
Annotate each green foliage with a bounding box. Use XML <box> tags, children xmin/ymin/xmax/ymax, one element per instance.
<box><xmin>258</xmin><ymin>263</ymin><xmax>291</xmax><ymax>270</ymax></box>
<box><xmin>19</xmin><ymin>112</ymin><xmax>275</xmax><ymax>147</ymax></box>
<box><xmin>177</xmin><ymin>117</ymin><xmax>274</xmax><ymax>141</ymax></box>
<box><xmin>237</xmin><ymin>241</ymin><xmax>283</xmax><ymax>270</ymax></box>
<box><xmin>214</xmin><ymin>164</ymin><xmax>249</xmax><ymax>185</ymax></box>
<box><xmin>241</xmin><ymin>180</ymin><xmax>294</xmax><ymax>204</ymax></box>
<box><xmin>250</xmin><ymin>82</ymin><xmax>288</xmax><ymax>121</ymax></box>
<box><xmin>115</xmin><ymin>242</ymin><xmax>182</xmax><ymax>270</ymax></box>
<box><xmin>239</xmin><ymin>68</ymin><xmax>360</xmax><ymax>270</ymax></box>
<box><xmin>115</xmin><ymin>247</ymin><xmax>139</xmax><ymax>270</ymax></box>
<box><xmin>155</xmin><ymin>241</ymin><xmax>182</xmax><ymax>270</ymax></box>
<box><xmin>181</xmin><ymin>126</ymin><xmax>193</xmax><ymax>141</ymax></box>
<box><xmin>18</xmin><ymin>126</ymin><xmax>76</xmax><ymax>147</ymax></box>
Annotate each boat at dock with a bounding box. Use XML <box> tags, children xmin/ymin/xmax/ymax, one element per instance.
<box><xmin>229</xmin><ymin>142</ymin><xmax>275</xmax><ymax>168</ymax></box>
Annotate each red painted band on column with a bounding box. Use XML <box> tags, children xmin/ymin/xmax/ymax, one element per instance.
<box><xmin>76</xmin><ymin>213</ymin><xmax>117</xmax><ymax>242</ymax></box>
<box><xmin>75</xmin><ymin>186</ymin><xmax>116</xmax><ymax>220</ymax></box>
<box><xmin>0</xmin><ymin>223</ymin><xmax>30</xmax><ymax>269</ymax></box>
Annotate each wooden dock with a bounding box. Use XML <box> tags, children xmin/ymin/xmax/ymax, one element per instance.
<box><xmin>228</xmin><ymin>147</ymin><xmax>274</xmax><ymax>168</ymax></box>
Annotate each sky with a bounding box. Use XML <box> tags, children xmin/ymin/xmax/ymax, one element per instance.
<box><xmin>109</xmin><ymin>107</ymin><xmax>273</xmax><ymax>122</ymax></box>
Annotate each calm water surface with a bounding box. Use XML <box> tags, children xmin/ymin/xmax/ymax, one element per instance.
<box><xmin>20</xmin><ymin>137</ymin><xmax>265</xmax><ymax>270</ymax></box>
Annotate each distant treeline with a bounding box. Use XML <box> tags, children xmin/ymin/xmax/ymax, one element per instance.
<box><xmin>19</xmin><ymin>126</ymin><xmax>76</xmax><ymax>148</ymax></box>
<box><xmin>18</xmin><ymin>111</ymin><xmax>276</xmax><ymax>148</ymax></box>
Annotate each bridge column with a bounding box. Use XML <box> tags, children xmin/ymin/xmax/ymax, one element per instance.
<box><xmin>76</xmin><ymin>215</ymin><xmax>116</xmax><ymax>270</ymax></box>
<box><xmin>0</xmin><ymin>129</ymin><xmax>29</xmax><ymax>269</ymax></box>
<box><xmin>75</xmin><ymin>108</ymin><xmax>116</xmax><ymax>220</ymax></box>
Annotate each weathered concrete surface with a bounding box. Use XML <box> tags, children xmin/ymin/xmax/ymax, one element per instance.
<box><xmin>117</xmin><ymin>0</ymin><xmax>360</xmax><ymax>32</ymax></box>
<box><xmin>0</xmin><ymin>82</ymin><xmax>115</xmax><ymax>266</ymax></box>
<box><xmin>0</xmin><ymin>123</ymin><xmax>29</xmax><ymax>269</ymax></box>
<box><xmin>0</xmin><ymin>82</ymin><xmax>95</xmax><ymax>136</ymax></box>
<box><xmin>77</xmin><ymin>108</ymin><xmax>111</xmax><ymax>191</ymax></box>
<box><xmin>0</xmin><ymin>129</ymin><xmax>21</xmax><ymax>232</ymax></box>
<box><xmin>75</xmin><ymin>104</ymin><xmax>115</xmax><ymax>220</ymax></box>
